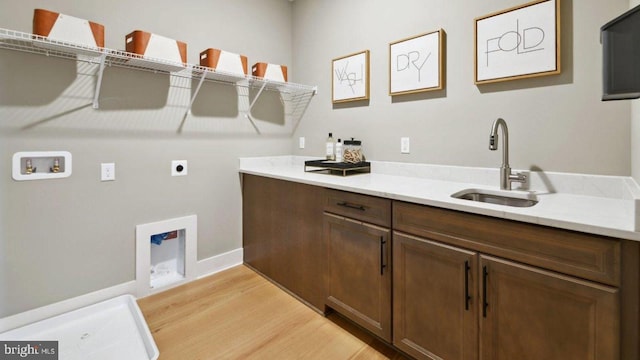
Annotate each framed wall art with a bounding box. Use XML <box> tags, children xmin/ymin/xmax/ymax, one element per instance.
<box><xmin>332</xmin><ymin>50</ymin><xmax>370</xmax><ymax>103</ymax></box>
<box><xmin>475</xmin><ymin>0</ymin><xmax>561</xmax><ymax>84</ymax></box>
<box><xmin>389</xmin><ymin>29</ymin><xmax>445</xmax><ymax>96</ymax></box>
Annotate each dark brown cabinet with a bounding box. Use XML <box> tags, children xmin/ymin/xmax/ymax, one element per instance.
<box><xmin>323</xmin><ymin>190</ymin><xmax>392</xmax><ymax>342</ymax></box>
<box><xmin>393</xmin><ymin>232</ymin><xmax>478</xmax><ymax>360</ymax></box>
<box><xmin>324</xmin><ymin>213</ymin><xmax>391</xmax><ymax>342</ymax></box>
<box><xmin>393</xmin><ymin>200</ymin><xmax>634</xmax><ymax>360</ymax></box>
<box><xmin>481</xmin><ymin>255</ymin><xmax>619</xmax><ymax>360</ymax></box>
<box><xmin>394</xmin><ymin>229</ymin><xmax>620</xmax><ymax>360</ymax></box>
<box><xmin>242</xmin><ymin>174</ymin><xmax>325</xmax><ymax>311</ymax></box>
<box><xmin>243</xmin><ymin>176</ymin><xmax>639</xmax><ymax>359</ymax></box>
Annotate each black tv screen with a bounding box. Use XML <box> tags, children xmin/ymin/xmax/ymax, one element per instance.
<box><xmin>601</xmin><ymin>5</ymin><xmax>640</xmax><ymax>101</ymax></box>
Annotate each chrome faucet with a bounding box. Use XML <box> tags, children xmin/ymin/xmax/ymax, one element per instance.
<box><xmin>489</xmin><ymin>118</ymin><xmax>527</xmax><ymax>190</ymax></box>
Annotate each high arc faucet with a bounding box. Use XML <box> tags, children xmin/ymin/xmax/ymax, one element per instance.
<box><xmin>489</xmin><ymin>118</ymin><xmax>527</xmax><ymax>190</ymax></box>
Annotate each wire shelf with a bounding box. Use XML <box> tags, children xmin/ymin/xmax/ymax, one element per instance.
<box><xmin>0</xmin><ymin>27</ymin><xmax>317</xmax><ymax>128</ymax></box>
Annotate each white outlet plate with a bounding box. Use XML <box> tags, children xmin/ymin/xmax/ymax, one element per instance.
<box><xmin>101</xmin><ymin>163</ymin><xmax>115</xmax><ymax>181</ymax></box>
<box><xmin>299</xmin><ymin>137</ymin><xmax>305</xmax><ymax>149</ymax></box>
<box><xmin>401</xmin><ymin>137</ymin><xmax>410</xmax><ymax>154</ymax></box>
<box><xmin>172</xmin><ymin>160</ymin><xmax>188</xmax><ymax>176</ymax></box>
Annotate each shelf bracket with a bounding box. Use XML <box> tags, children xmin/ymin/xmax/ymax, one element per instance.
<box><xmin>178</xmin><ymin>68</ymin><xmax>208</xmax><ymax>133</ymax></box>
<box><xmin>249</xmin><ymin>81</ymin><xmax>268</xmax><ymax>112</ymax></box>
<box><xmin>244</xmin><ymin>113</ymin><xmax>262</xmax><ymax>135</ymax></box>
<box><xmin>183</xmin><ymin>68</ymin><xmax>208</xmax><ymax>119</ymax></box>
<box><xmin>92</xmin><ymin>52</ymin><xmax>107</xmax><ymax>109</ymax></box>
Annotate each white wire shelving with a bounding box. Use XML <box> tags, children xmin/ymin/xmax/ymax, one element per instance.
<box><xmin>0</xmin><ymin>27</ymin><xmax>317</xmax><ymax>127</ymax></box>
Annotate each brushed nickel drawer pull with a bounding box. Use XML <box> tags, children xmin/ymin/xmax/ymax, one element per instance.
<box><xmin>337</xmin><ymin>201</ymin><xmax>366</xmax><ymax>211</ymax></box>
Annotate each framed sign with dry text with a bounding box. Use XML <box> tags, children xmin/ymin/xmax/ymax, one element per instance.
<box><xmin>475</xmin><ymin>0</ymin><xmax>560</xmax><ymax>84</ymax></box>
<box><xmin>389</xmin><ymin>29</ymin><xmax>445</xmax><ymax>96</ymax></box>
<box><xmin>332</xmin><ymin>50</ymin><xmax>370</xmax><ymax>103</ymax></box>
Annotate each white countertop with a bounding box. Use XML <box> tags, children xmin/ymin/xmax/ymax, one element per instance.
<box><xmin>239</xmin><ymin>156</ymin><xmax>640</xmax><ymax>241</ymax></box>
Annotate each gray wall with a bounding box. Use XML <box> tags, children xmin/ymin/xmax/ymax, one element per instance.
<box><xmin>632</xmin><ymin>0</ymin><xmax>640</xmax><ymax>183</ymax></box>
<box><xmin>291</xmin><ymin>0</ymin><xmax>632</xmax><ymax>176</ymax></box>
<box><xmin>0</xmin><ymin>0</ymin><xmax>294</xmax><ymax>317</ymax></box>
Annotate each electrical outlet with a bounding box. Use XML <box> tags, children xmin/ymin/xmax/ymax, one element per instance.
<box><xmin>401</xmin><ymin>137</ymin><xmax>410</xmax><ymax>154</ymax></box>
<box><xmin>101</xmin><ymin>163</ymin><xmax>115</xmax><ymax>181</ymax></box>
<box><xmin>172</xmin><ymin>160</ymin><xmax>188</xmax><ymax>176</ymax></box>
<box><xmin>299</xmin><ymin>137</ymin><xmax>305</xmax><ymax>149</ymax></box>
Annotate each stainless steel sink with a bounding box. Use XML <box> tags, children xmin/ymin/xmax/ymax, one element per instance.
<box><xmin>451</xmin><ymin>188</ymin><xmax>538</xmax><ymax>208</ymax></box>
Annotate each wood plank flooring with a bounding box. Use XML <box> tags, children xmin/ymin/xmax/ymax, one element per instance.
<box><xmin>137</xmin><ymin>265</ymin><xmax>407</xmax><ymax>360</ymax></box>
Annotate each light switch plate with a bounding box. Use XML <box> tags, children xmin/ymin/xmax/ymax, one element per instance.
<box><xmin>299</xmin><ymin>137</ymin><xmax>305</xmax><ymax>149</ymax></box>
<box><xmin>101</xmin><ymin>163</ymin><xmax>115</xmax><ymax>181</ymax></box>
<box><xmin>401</xmin><ymin>137</ymin><xmax>410</xmax><ymax>154</ymax></box>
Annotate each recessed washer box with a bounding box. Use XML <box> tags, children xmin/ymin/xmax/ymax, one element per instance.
<box><xmin>12</xmin><ymin>151</ymin><xmax>72</xmax><ymax>181</ymax></box>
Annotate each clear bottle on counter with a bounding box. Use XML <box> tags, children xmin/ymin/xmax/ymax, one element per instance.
<box><xmin>335</xmin><ymin>139</ymin><xmax>343</xmax><ymax>162</ymax></box>
<box><xmin>326</xmin><ymin>132</ymin><xmax>335</xmax><ymax>161</ymax></box>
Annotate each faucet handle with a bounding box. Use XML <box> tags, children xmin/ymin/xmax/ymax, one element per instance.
<box><xmin>509</xmin><ymin>172</ymin><xmax>527</xmax><ymax>184</ymax></box>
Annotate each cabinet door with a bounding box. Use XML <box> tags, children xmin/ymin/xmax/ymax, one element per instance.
<box><xmin>243</xmin><ymin>174</ymin><xmax>279</xmax><ymax>277</ymax></box>
<box><xmin>242</xmin><ymin>174</ymin><xmax>325</xmax><ymax>310</ymax></box>
<box><xmin>393</xmin><ymin>232</ymin><xmax>478</xmax><ymax>360</ymax></box>
<box><xmin>325</xmin><ymin>213</ymin><xmax>391</xmax><ymax>342</ymax></box>
<box><xmin>286</xmin><ymin>180</ymin><xmax>325</xmax><ymax>310</ymax></box>
<box><xmin>480</xmin><ymin>255</ymin><xmax>620</xmax><ymax>360</ymax></box>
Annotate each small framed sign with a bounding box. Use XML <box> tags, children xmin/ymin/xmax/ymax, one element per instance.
<box><xmin>332</xmin><ymin>50</ymin><xmax>370</xmax><ymax>103</ymax></box>
<box><xmin>389</xmin><ymin>30</ymin><xmax>445</xmax><ymax>95</ymax></box>
<box><xmin>475</xmin><ymin>0</ymin><xmax>561</xmax><ymax>84</ymax></box>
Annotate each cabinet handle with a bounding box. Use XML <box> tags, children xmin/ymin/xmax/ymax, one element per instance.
<box><xmin>482</xmin><ymin>265</ymin><xmax>489</xmax><ymax>318</ymax></box>
<box><xmin>380</xmin><ymin>236</ymin><xmax>387</xmax><ymax>275</ymax></box>
<box><xmin>337</xmin><ymin>201</ymin><xmax>366</xmax><ymax>211</ymax></box>
<box><xmin>464</xmin><ymin>261</ymin><xmax>471</xmax><ymax>311</ymax></box>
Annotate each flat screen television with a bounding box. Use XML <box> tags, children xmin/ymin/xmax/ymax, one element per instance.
<box><xmin>601</xmin><ymin>5</ymin><xmax>640</xmax><ymax>101</ymax></box>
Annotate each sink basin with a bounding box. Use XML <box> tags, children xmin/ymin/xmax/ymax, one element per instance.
<box><xmin>451</xmin><ymin>188</ymin><xmax>538</xmax><ymax>208</ymax></box>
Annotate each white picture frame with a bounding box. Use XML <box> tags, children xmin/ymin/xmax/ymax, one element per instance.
<box><xmin>475</xmin><ymin>0</ymin><xmax>561</xmax><ymax>84</ymax></box>
<box><xmin>389</xmin><ymin>30</ymin><xmax>445</xmax><ymax>96</ymax></box>
<box><xmin>332</xmin><ymin>50</ymin><xmax>370</xmax><ymax>103</ymax></box>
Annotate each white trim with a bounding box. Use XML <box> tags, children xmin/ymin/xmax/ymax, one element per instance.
<box><xmin>0</xmin><ymin>281</ymin><xmax>136</xmax><ymax>334</ymax></box>
<box><xmin>0</xmin><ymin>248</ymin><xmax>243</xmax><ymax>334</ymax></box>
<box><xmin>197</xmin><ymin>248</ymin><xmax>243</xmax><ymax>279</ymax></box>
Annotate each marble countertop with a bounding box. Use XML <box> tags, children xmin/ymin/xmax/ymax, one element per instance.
<box><xmin>239</xmin><ymin>156</ymin><xmax>640</xmax><ymax>241</ymax></box>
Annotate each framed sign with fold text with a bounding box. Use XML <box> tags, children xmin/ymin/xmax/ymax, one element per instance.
<box><xmin>475</xmin><ymin>0</ymin><xmax>561</xmax><ymax>84</ymax></box>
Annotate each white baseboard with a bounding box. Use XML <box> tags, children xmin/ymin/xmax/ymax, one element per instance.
<box><xmin>0</xmin><ymin>248</ymin><xmax>244</xmax><ymax>334</ymax></box>
<box><xmin>197</xmin><ymin>248</ymin><xmax>243</xmax><ymax>279</ymax></box>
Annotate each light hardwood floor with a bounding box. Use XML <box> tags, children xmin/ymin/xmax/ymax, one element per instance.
<box><xmin>137</xmin><ymin>265</ymin><xmax>407</xmax><ymax>360</ymax></box>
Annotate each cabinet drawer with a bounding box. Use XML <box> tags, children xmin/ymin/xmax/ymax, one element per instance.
<box><xmin>324</xmin><ymin>189</ymin><xmax>391</xmax><ymax>227</ymax></box>
<box><xmin>393</xmin><ymin>201</ymin><xmax>621</xmax><ymax>286</ymax></box>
